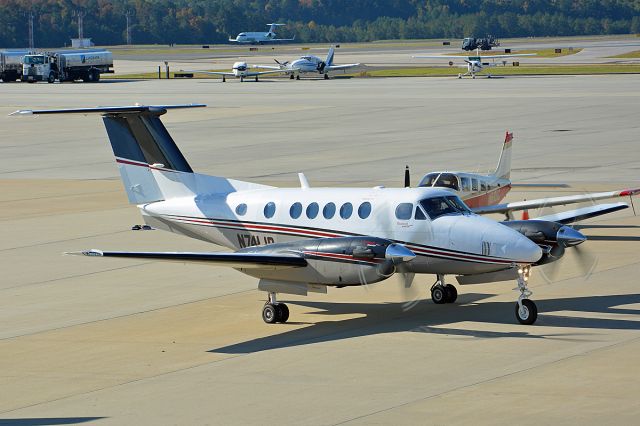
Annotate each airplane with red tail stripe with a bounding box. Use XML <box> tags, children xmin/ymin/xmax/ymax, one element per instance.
<box><xmin>11</xmin><ymin>105</ymin><xmax>617</xmax><ymax>325</ymax></box>
<box><xmin>416</xmin><ymin>131</ymin><xmax>639</xmax><ymax>222</ymax></box>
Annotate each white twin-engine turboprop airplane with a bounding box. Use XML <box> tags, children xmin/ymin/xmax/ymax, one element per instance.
<box><xmin>189</xmin><ymin>62</ymin><xmax>286</xmax><ymax>82</ymax></box>
<box><xmin>415</xmin><ymin>131</ymin><xmax>639</xmax><ymax>222</ymax></box>
<box><xmin>412</xmin><ymin>52</ymin><xmax>536</xmax><ymax>79</ymax></box>
<box><xmin>12</xmin><ymin>105</ymin><xmax>598</xmax><ymax>326</ymax></box>
<box><xmin>255</xmin><ymin>47</ymin><xmax>361</xmax><ymax>80</ymax></box>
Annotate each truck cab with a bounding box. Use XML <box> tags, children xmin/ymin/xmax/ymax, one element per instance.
<box><xmin>23</xmin><ymin>54</ymin><xmax>53</xmax><ymax>83</ymax></box>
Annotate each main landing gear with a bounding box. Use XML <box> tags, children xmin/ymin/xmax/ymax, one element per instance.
<box><xmin>262</xmin><ymin>292</ymin><xmax>289</xmax><ymax>324</ymax></box>
<box><xmin>515</xmin><ymin>265</ymin><xmax>537</xmax><ymax>325</ymax></box>
<box><xmin>431</xmin><ymin>274</ymin><xmax>457</xmax><ymax>304</ymax></box>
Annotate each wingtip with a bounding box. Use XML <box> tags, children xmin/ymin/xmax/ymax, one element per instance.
<box><xmin>65</xmin><ymin>249</ymin><xmax>104</xmax><ymax>257</ymax></box>
<box><xmin>9</xmin><ymin>110</ymin><xmax>33</xmax><ymax>117</ymax></box>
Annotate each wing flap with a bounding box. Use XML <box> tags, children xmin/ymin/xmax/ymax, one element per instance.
<box><xmin>67</xmin><ymin>250</ymin><xmax>307</xmax><ymax>269</ymax></box>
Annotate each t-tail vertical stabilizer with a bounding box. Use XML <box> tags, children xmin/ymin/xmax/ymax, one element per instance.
<box><xmin>9</xmin><ymin>104</ymin><xmax>273</xmax><ymax>204</ymax></box>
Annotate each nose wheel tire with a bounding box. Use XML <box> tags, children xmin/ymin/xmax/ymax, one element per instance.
<box><xmin>515</xmin><ymin>299</ymin><xmax>538</xmax><ymax>325</ymax></box>
<box><xmin>262</xmin><ymin>303</ymin><xmax>289</xmax><ymax>324</ymax></box>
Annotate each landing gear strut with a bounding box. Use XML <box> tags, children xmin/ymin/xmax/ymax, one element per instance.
<box><xmin>515</xmin><ymin>265</ymin><xmax>537</xmax><ymax>325</ymax></box>
<box><xmin>431</xmin><ymin>275</ymin><xmax>457</xmax><ymax>304</ymax></box>
<box><xmin>262</xmin><ymin>292</ymin><xmax>290</xmax><ymax>324</ymax></box>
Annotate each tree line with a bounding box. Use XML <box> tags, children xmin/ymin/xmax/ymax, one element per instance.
<box><xmin>1</xmin><ymin>0</ymin><xmax>639</xmax><ymax>48</ymax></box>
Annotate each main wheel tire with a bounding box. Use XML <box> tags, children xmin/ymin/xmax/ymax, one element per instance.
<box><xmin>93</xmin><ymin>70</ymin><xmax>100</xmax><ymax>82</ymax></box>
<box><xmin>431</xmin><ymin>285</ymin><xmax>447</xmax><ymax>304</ymax></box>
<box><xmin>324</xmin><ymin>74</ymin><xmax>329</xmax><ymax>80</ymax></box>
<box><xmin>515</xmin><ymin>299</ymin><xmax>538</xmax><ymax>325</ymax></box>
<box><xmin>296</xmin><ymin>75</ymin><xmax>300</xmax><ymax>80</ymax></box>
<box><xmin>444</xmin><ymin>284</ymin><xmax>458</xmax><ymax>303</ymax></box>
<box><xmin>277</xmin><ymin>303</ymin><xmax>289</xmax><ymax>323</ymax></box>
<box><xmin>47</xmin><ymin>72</ymin><xmax>55</xmax><ymax>83</ymax></box>
<box><xmin>262</xmin><ymin>304</ymin><xmax>277</xmax><ymax>324</ymax></box>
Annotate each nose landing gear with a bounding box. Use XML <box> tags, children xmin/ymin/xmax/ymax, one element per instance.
<box><xmin>515</xmin><ymin>265</ymin><xmax>537</xmax><ymax>325</ymax></box>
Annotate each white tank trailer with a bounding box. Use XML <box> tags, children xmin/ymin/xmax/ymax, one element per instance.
<box><xmin>1</xmin><ymin>50</ymin><xmax>30</xmax><ymax>82</ymax></box>
<box><xmin>22</xmin><ymin>49</ymin><xmax>113</xmax><ymax>83</ymax></box>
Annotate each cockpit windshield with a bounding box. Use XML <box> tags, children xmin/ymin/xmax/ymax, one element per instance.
<box><xmin>24</xmin><ymin>55</ymin><xmax>45</xmax><ymax>65</ymax></box>
<box><xmin>419</xmin><ymin>196</ymin><xmax>471</xmax><ymax>220</ymax></box>
<box><xmin>419</xmin><ymin>173</ymin><xmax>459</xmax><ymax>191</ymax></box>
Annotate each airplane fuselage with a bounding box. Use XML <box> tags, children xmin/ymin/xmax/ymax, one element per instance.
<box><xmin>140</xmin><ymin>185</ymin><xmax>541</xmax><ymax>278</ymax></box>
<box><xmin>285</xmin><ymin>56</ymin><xmax>326</xmax><ymax>74</ymax></box>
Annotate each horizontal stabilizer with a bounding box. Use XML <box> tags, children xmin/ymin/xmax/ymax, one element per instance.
<box><xmin>10</xmin><ymin>104</ymin><xmax>205</xmax><ymax>116</ymax></box>
<box><xmin>67</xmin><ymin>249</ymin><xmax>307</xmax><ymax>269</ymax></box>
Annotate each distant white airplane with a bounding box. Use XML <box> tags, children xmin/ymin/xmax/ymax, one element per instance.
<box><xmin>189</xmin><ymin>61</ymin><xmax>286</xmax><ymax>82</ymax></box>
<box><xmin>11</xmin><ymin>104</ymin><xmax>617</xmax><ymax>326</ymax></box>
<box><xmin>229</xmin><ymin>23</ymin><xmax>295</xmax><ymax>44</ymax></box>
<box><xmin>412</xmin><ymin>52</ymin><xmax>536</xmax><ymax>78</ymax></box>
<box><xmin>256</xmin><ymin>47</ymin><xmax>361</xmax><ymax>80</ymax></box>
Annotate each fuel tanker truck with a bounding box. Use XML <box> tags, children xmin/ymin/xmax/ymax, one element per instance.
<box><xmin>22</xmin><ymin>50</ymin><xmax>113</xmax><ymax>83</ymax></box>
<box><xmin>1</xmin><ymin>50</ymin><xmax>30</xmax><ymax>82</ymax></box>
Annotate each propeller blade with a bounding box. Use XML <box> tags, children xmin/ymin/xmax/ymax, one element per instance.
<box><xmin>573</xmin><ymin>244</ymin><xmax>598</xmax><ymax>278</ymax></box>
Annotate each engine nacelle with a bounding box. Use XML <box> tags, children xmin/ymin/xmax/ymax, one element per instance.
<box><xmin>501</xmin><ymin>220</ymin><xmax>585</xmax><ymax>265</ymax></box>
<box><xmin>238</xmin><ymin>236</ymin><xmax>415</xmax><ymax>286</ymax></box>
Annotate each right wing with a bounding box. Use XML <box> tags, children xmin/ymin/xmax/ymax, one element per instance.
<box><xmin>68</xmin><ymin>250</ymin><xmax>307</xmax><ymax>270</ymax></box>
<box><xmin>473</xmin><ymin>188</ymin><xmax>640</xmax><ymax>215</ymax></box>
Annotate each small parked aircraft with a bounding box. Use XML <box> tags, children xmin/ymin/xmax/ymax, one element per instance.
<box><xmin>412</xmin><ymin>52</ymin><xmax>536</xmax><ymax>78</ymax></box>
<box><xmin>189</xmin><ymin>61</ymin><xmax>286</xmax><ymax>82</ymax></box>
<box><xmin>256</xmin><ymin>47</ymin><xmax>361</xmax><ymax>80</ymax></box>
<box><xmin>229</xmin><ymin>23</ymin><xmax>295</xmax><ymax>44</ymax></box>
<box><xmin>411</xmin><ymin>132</ymin><xmax>639</xmax><ymax>222</ymax></box>
<box><xmin>11</xmin><ymin>105</ymin><xmax>616</xmax><ymax>326</ymax></box>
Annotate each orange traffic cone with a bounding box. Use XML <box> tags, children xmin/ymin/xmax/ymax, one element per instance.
<box><xmin>521</xmin><ymin>208</ymin><xmax>529</xmax><ymax>220</ymax></box>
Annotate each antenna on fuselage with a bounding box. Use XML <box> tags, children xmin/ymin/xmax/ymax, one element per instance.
<box><xmin>404</xmin><ymin>165</ymin><xmax>410</xmax><ymax>188</ymax></box>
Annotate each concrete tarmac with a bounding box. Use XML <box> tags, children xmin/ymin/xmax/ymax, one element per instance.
<box><xmin>1</xmin><ymin>74</ymin><xmax>639</xmax><ymax>424</ymax></box>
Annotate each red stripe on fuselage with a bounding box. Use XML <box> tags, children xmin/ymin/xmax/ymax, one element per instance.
<box><xmin>462</xmin><ymin>184</ymin><xmax>511</xmax><ymax>208</ymax></box>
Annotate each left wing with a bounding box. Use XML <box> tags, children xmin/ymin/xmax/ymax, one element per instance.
<box><xmin>473</xmin><ymin>188</ymin><xmax>640</xmax><ymax>215</ymax></box>
<box><xmin>68</xmin><ymin>250</ymin><xmax>307</xmax><ymax>270</ymax></box>
<box><xmin>189</xmin><ymin>70</ymin><xmax>235</xmax><ymax>77</ymax></box>
<box><xmin>327</xmin><ymin>63</ymin><xmax>361</xmax><ymax>71</ymax></box>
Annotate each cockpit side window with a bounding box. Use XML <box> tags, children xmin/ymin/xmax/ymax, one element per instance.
<box><xmin>395</xmin><ymin>203</ymin><xmax>413</xmax><ymax>220</ymax></box>
<box><xmin>461</xmin><ymin>176</ymin><xmax>471</xmax><ymax>192</ymax></box>
<box><xmin>419</xmin><ymin>196</ymin><xmax>470</xmax><ymax>220</ymax></box>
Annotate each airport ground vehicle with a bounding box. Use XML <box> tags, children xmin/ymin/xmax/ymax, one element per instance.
<box><xmin>462</xmin><ymin>35</ymin><xmax>500</xmax><ymax>51</ymax></box>
<box><xmin>22</xmin><ymin>50</ymin><xmax>113</xmax><ymax>83</ymax></box>
<box><xmin>1</xmin><ymin>50</ymin><xmax>30</xmax><ymax>82</ymax></box>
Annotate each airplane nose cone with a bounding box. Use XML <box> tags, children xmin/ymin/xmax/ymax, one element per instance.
<box><xmin>557</xmin><ymin>226</ymin><xmax>586</xmax><ymax>247</ymax></box>
<box><xmin>513</xmin><ymin>233</ymin><xmax>543</xmax><ymax>264</ymax></box>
